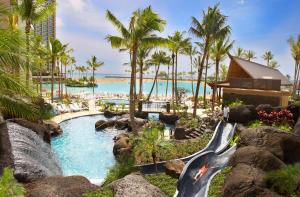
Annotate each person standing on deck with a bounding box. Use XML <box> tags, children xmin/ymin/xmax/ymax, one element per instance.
<box><xmin>223</xmin><ymin>105</ymin><xmax>230</xmax><ymax>122</ymax></box>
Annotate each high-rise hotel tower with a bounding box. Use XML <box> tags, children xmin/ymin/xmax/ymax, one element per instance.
<box><xmin>34</xmin><ymin>0</ymin><xmax>56</xmax><ymax>41</ymax></box>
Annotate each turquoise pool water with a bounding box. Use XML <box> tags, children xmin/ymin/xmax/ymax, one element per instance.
<box><xmin>43</xmin><ymin>81</ymin><xmax>210</xmax><ymax>96</ymax></box>
<box><xmin>51</xmin><ymin>115</ymin><xmax>120</xmax><ymax>182</ymax></box>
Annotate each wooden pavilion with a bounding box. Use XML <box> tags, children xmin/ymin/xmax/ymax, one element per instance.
<box><xmin>210</xmin><ymin>55</ymin><xmax>292</xmax><ymax>107</ymax></box>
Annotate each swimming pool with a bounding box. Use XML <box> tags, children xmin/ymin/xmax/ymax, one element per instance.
<box><xmin>51</xmin><ymin>115</ymin><xmax>121</xmax><ymax>183</ymax></box>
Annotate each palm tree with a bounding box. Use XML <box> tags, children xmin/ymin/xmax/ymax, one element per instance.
<box><xmin>137</xmin><ymin>46</ymin><xmax>152</xmax><ymax>99</ymax></box>
<box><xmin>183</xmin><ymin>43</ymin><xmax>197</xmax><ymax>97</ymax></box>
<box><xmin>61</xmin><ymin>54</ymin><xmax>75</xmax><ymax>96</ymax></box>
<box><xmin>262</xmin><ymin>51</ymin><xmax>274</xmax><ymax>66</ymax></box>
<box><xmin>106</xmin><ymin>7</ymin><xmax>166</xmax><ymax>132</ymax></box>
<box><xmin>210</xmin><ymin>36</ymin><xmax>233</xmax><ymax>109</ymax></box>
<box><xmin>47</xmin><ymin>38</ymin><xmax>67</xmax><ymax>102</ymax></box>
<box><xmin>0</xmin><ymin>14</ymin><xmax>43</xmax><ymax>120</ymax></box>
<box><xmin>235</xmin><ymin>47</ymin><xmax>244</xmax><ymax>58</ymax></box>
<box><xmin>288</xmin><ymin>35</ymin><xmax>300</xmax><ymax>98</ymax></box>
<box><xmin>87</xmin><ymin>56</ymin><xmax>104</xmax><ymax>95</ymax></box>
<box><xmin>31</xmin><ymin>35</ymin><xmax>47</xmax><ymax>95</ymax></box>
<box><xmin>190</xmin><ymin>4</ymin><xmax>231</xmax><ymax>117</ymax></box>
<box><xmin>146</xmin><ymin>51</ymin><xmax>169</xmax><ymax>100</ymax></box>
<box><xmin>220</xmin><ymin>64</ymin><xmax>228</xmax><ymax>80</ymax></box>
<box><xmin>165</xmin><ymin>56</ymin><xmax>172</xmax><ymax>99</ymax></box>
<box><xmin>168</xmin><ymin>31</ymin><xmax>191</xmax><ymax>105</ymax></box>
<box><xmin>12</xmin><ymin>0</ymin><xmax>55</xmax><ymax>87</ymax></box>
<box><xmin>269</xmin><ymin>60</ymin><xmax>279</xmax><ymax>69</ymax></box>
<box><xmin>245</xmin><ymin>50</ymin><xmax>256</xmax><ymax>61</ymax></box>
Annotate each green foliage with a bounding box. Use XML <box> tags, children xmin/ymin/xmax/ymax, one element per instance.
<box><xmin>134</xmin><ymin>124</ymin><xmax>176</xmax><ymax>168</ymax></box>
<box><xmin>265</xmin><ymin>164</ymin><xmax>300</xmax><ymax>196</ymax></box>
<box><xmin>177</xmin><ymin>117</ymin><xmax>199</xmax><ymax>129</ymax></box>
<box><xmin>103</xmin><ymin>155</ymin><xmax>137</xmax><ymax>186</ymax></box>
<box><xmin>145</xmin><ymin>173</ymin><xmax>177</xmax><ymax>197</ymax></box>
<box><xmin>248</xmin><ymin>120</ymin><xmax>264</xmax><ymax>128</ymax></box>
<box><xmin>223</xmin><ymin>99</ymin><xmax>244</xmax><ymax>107</ymax></box>
<box><xmin>229</xmin><ymin>135</ymin><xmax>238</xmax><ymax>146</ymax></box>
<box><xmin>84</xmin><ymin>187</ymin><xmax>113</xmax><ymax>197</ymax></box>
<box><xmin>0</xmin><ymin>168</ymin><xmax>25</xmax><ymax>197</ymax></box>
<box><xmin>248</xmin><ymin>120</ymin><xmax>292</xmax><ymax>133</ymax></box>
<box><xmin>208</xmin><ymin>167</ymin><xmax>231</xmax><ymax>197</ymax></box>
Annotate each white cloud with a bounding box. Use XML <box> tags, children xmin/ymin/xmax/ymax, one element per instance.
<box><xmin>237</xmin><ymin>0</ymin><xmax>246</xmax><ymax>5</ymax></box>
<box><xmin>56</xmin><ymin>16</ymin><xmax>63</xmax><ymax>28</ymax></box>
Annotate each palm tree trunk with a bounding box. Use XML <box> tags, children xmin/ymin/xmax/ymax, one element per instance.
<box><xmin>130</xmin><ymin>44</ymin><xmax>138</xmax><ymax>133</ymax></box>
<box><xmin>171</xmin><ymin>53</ymin><xmax>175</xmax><ymax>114</ymax></box>
<box><xmin>25</xmin><ymin>23</ymin><xmax>31</xmax><ymax>88</ymax></box>
<box><xmin>175</xmin><ymin>52</ymin><xmax>178</xmax><ymax>105</ymax></box>
<box><xmin>58</xmin><ymin>62</ymin><xmax>61</xmax><ymax>99</ymax></box>
<box><xmin>39</xmin><ymin>63</ymin><xmax>42</xmax><ymax>96</ymax></box>
<box><xmin>165</xmin><ymin>64</ymin><xmax>170</xmax><ymax>98</ymax></box>
<box><xmin>193</xmin><ymin>41</ymin><xmax>209</xmax><ymax>118</ymax></box>
<box><xmin>293</xmin><ymin>62</ymin><xmax>299</xmax><ymax>98</ymax></box>
<box><xmin>203</xmin><ymin>53</ymin><xmax>209</xmax><ymax>108</ymax></box>
<box><xmin>139</xmin><ymin>62</ymin><xmax>143</xmax><ymax>99</ymax></box>
<box><xmin>93</xmin><ymin>69</ymin><xmax>95</xmax><ymax>96</ymax></box>
<box><xmin>147</xmin><ymin>64</ymin><xmax>160</xmax><ymax>101</ymax></box>
<box><xmin>212</xmin><ymin>59</ymin><xmax>220</xmax><ymax>111</ymax></box>
<box><xmin>155</xmin><ymin>65</ymin><xmax>158</xmax><ymax>98</ymax></box>
<box><xmin>51</xmin><ymin>57</ymin><xmax>56</xmax><ymax>103</ymax></box>
<box><xmin>190</xmin><ymin>55</ymin><xmax>194</xmax><ymax>97</ymax></box>
<box><xmin>65</xmin><ymin>65</ymin><xmax>67</xmax><ymax>95</ymax></box>
<box><xmin>60</xmin><ymin>62</ymin><xmax>64</xmax><ymax>98</ymax></box>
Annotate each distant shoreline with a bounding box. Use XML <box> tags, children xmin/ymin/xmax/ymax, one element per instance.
<box><xmin>96</xmin><ymin>77</ymin><xmax>198</xmax><ymax>83</ymax></box>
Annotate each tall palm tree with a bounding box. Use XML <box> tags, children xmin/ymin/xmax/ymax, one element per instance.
<box><xmin>288</xmin><ymin>35</ymin><xmax>300</xmax><ymax>97</ymax></box>
<box><xmin>31</xmin><ymin>35</ymin><xmax>47</xmax><ymax>95</ymax></box>
<box><xmin>61</xmin><ymin>54</ymin><xmax>75</xmax><ymax>96</ymax></box>
<box><xmin>47</xmin><ymin>38</ymin><xmax>67</xmax><ymax>102</ymax></box>
<box><xmin>210</xmin><ymin>36</ymin><xmax>233</xmax><ymax>109</ymax></box>
<box><xmin>183</xmin><ymin>43</ymin><xmax>197</xmax><ymax>97</ymax></box>
<box><xmin>165</xmin><ymin>56</ymin><xmax>172</xmax><ymax>99</ymax></box>
<box><xmin>168</xmin><ymin>31</ymin><xmax>191</xmax><ymax>105</ymax></box>
<box><xmin>106</xmin><ymin>7</ymin><xmax>166</xmax><ymax>132</ymax></box>
<box><xmin>87</xmin><ymin>56</ymin><xmax>104</xmax><ymax>95</ymax></box>
<box><xmin>220</xmin><ymin>64</ymin><xmax>228</xmax><ymax>80</ymax></box>
<box><xmin>235</xmin><ymin>47</ymin><xmax>244</xmax><ymax>58</ymax></box>
<box><xmin>262</xmin><ymin>51</ymin><xmax>274</xmax><ymax>66</ymax></box>
<box><xmin>12</xmin><ymin>0</ymin><xmax>55</xmax><ymax>87</ymax></box>
<box><xmin>137</xmin><ymin>46</ymin><xmax>152</xmax><ymax>99</ymax></box>
<box><xmin>146</xmin><ymin>51</ymin><xmax>169</xmax><ymax>100</ymax></box>
<box><xmin>190</xmin><ymin>4</ymin><xmax>231</xmax><ymax>117</ymax></box>
<box><xmin>245</xmin><ymin>50</ymin><xmax>256</xmax><ymax>61</ymax></box>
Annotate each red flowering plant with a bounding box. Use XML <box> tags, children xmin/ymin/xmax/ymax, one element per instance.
<box><xmin>257</xmin><ymin>109</ymin><xmax>294</xmax><ymax>126</ymax></box>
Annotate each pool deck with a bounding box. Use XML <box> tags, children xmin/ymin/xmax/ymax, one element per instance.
<box><xmin>51</xmin><ymin>111</ymin><xmax>103</xmax><ymax>123</ymax></box>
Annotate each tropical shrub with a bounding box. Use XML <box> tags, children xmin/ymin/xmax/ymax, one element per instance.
<box><xmin>84</xmin><ymin>187</ymin><xmax>113</xmax><ymax>197</ymax></box>
<box><xmin>0</xmin><ymin>168</ymin><xmax>25</xmax><ymax>197</ymax></box>
<box><xmin>257</xmin><ymin>109</ymin><xmax>293</xmax><ymax>127</ymax></box>
<box><xmin>223</xmin><ymin>99</ymin><xmax>244</xmax><ymax>107</ymax></box>
<box><xmin>177</xmin><ymin>117</ymin><xmax>199</xmax><ymax>129</ymax></box>
<box><xmin>103</xmin><ymin>154</ymin><xmax>137</xmax><ymax>185</ymax></box>
<box><xmin>265</xmin><ymin>164</ymin><xmax>300</xmax><ymax>196</ymax></box>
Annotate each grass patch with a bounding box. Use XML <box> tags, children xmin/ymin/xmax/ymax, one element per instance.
<box><xmin>248</xmin><ymin>120</ymin><xmax>292</xmax><ymax>133</ymax></box>
<box><xmin>136</xmin><ymin>132</ymin><xmax>213</xmax><ymax>164</ymax></box>
<box><xmin>145</xmin><ymin>173</ymin><xmax>177</xmax><ymax>197</ymax></box>
<box><xmin>84</xmin><ymin>187</ymin><xmax>113</xmax><ymax>197</ymax></box>
<box><xmin>208</xmin><ymin>167</ymin><xmax>231</xmax><ymax>197</ymax></box>
<box><xmin>265</xmin><ymin>164</ymin><xmax>300</xmax><ymax>196</ymax></box>
<box><xmin>103</xmin><ymin>155</ymin><xmax>137</xmax><ymax>185</ymax></box>
<box><xmin>0</xmin><ymin>168</ymin><xmax>25</xmax><ymax>197</ymax></box>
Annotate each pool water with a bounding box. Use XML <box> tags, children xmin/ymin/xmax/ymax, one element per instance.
<box><xmin>51</xmin><ymin>115</ymin><xmax>121</xmax><ymax>182</ymax></box>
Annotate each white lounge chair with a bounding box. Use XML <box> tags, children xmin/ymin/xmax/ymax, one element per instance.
<box><xmin>61</xmin><ymin>104</ymin><xmax>70</xmax><ymax>113</ymax></box>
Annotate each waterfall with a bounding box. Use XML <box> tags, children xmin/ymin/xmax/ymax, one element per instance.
<box><xmin>7</xmin><ymin>122</ymin><xmax>62</xmax><ymax>181</ymax></box>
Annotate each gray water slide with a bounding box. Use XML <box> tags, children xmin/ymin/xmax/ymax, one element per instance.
<box><xmin>138</xmin><ymin>121</ymin><xmax>236</xmax><ymax>175</ymax></box>
<box><xmin>175</xmin><ymin>122</ymin><xmax>237</xmax><ymax>197</ymax></box>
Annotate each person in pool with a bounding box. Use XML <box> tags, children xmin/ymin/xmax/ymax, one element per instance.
<box><xmin>193</xmin><ymin>163</ymin><xmax>209</xmax><ymax>182</ymax></box>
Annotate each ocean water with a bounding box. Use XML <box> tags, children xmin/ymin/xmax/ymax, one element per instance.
<box><xmin>51</xmin><ymin>115</ymin><xmax>119</xmax><ymax>182</ymax></box>
<box><xmin>43</xmin><ymin>77</ymin><xmax>211</xmax><ymax>96</ymax></box>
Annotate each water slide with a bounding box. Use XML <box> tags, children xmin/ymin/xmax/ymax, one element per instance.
<box><xmin>175</xmin><ymin>122</ymin><xmax>237</xmax><ymax>197</ymax></box>
<box><xmin>138</xmin><ymin>121</ymin><xmax>236</xmax><ymax>175</ymax></box>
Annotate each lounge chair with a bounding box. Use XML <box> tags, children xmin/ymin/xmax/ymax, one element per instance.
<box><xmin>61</xmin><ymin>104</ymin><xmax>70</xmax><ymax>113</ymax></box>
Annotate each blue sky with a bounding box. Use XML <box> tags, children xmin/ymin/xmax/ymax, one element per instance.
<box><xmin>57</xmin><ymin>0</ymin><xmax>300</xmax><ymax>76</ymax></box>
